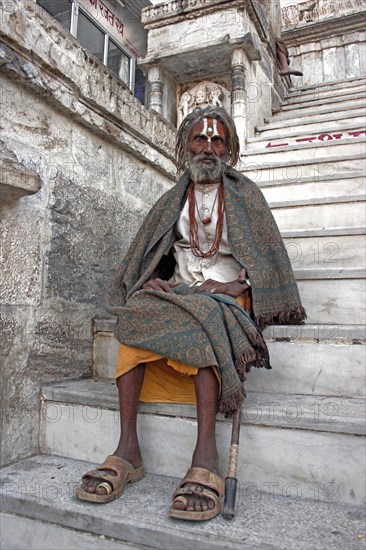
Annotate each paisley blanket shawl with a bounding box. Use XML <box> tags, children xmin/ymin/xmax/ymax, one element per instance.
<box><xmin>106</xmin><ymin>167</ymin><xmax>306</xmax><ymax>413</ymax></box>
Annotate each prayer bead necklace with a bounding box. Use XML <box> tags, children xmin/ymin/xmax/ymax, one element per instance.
<box><xmin>188</xmin><ymin>181</ymin><xmax>224</xmax><ymax>258</ymax></box>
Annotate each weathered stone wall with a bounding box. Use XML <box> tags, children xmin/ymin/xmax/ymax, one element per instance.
<box><xmin>0</xmin><ymin>0</ymin><xmax>175</xmax><ymax>466</ymax></box>
<box><xmin>282</xmin><ymin>0</ymin><xmax>366</xmax><ymax>88</ymax></box>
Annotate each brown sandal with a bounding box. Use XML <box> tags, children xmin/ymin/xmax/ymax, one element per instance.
<box><xmin>75</xmin><ymin>455</ymin><xmax>144</xmax><ymax>503</ymax></box>
<box><xmin>169</xmin><ymin>467</ymin><xmax>224</xmax><ymax>521</ymax></box>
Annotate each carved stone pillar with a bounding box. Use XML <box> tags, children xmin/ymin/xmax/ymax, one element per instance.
<box><xmin>148</xmin><ymin>65</ymin><xmax>163</xmax><ymax>115</ymax></box>
<box><xmin>231</xmin><ymin>48</ymin><xmax>247</xmax><ymax>152</ymax></box>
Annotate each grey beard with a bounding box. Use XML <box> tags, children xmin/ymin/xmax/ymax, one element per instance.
<box><xmin>188</xmin><ymin>153</ymin><xmax>226</xmax><ymax>183</ymax></box>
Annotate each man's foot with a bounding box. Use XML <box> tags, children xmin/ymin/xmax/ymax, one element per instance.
<box><xmin>80</xmin><ymin>447</ymin><xmax>142</xmax><ymax>495</ymax></box>
<box><xmin>279</xmin><ymin>69</ymin><xmax>303</xmax><ymax>77</ymax></box>
<box><xmin>75</xmin><ymin>451</ymin><xmax>144</xmax><ymax>503</ymax></box>
<box><xmin>169</xmin><ymin>466</ymin><xmax>223</xmax><ymax>521</ymax></box>
<box><xmin>171</xmin><ymin>446</ymin><xmax>221</xmax><ymax>517</ymax></box>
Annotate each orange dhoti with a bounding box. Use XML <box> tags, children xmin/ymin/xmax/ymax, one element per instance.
<box><xmin>115</xmin><ymin>294</ymin><xmax>250</xmax><ymax>404</ymax></box>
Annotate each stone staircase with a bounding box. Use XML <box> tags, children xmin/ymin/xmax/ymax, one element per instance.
<box><xmin>242</xmin><ymin>76</ymin><xmax>366</xmax><ymax>329</ymax></box>
<box><xmin>1</xmin><ymin>77</ymin><xmax>365</xmax><ymax>549</ymax></box>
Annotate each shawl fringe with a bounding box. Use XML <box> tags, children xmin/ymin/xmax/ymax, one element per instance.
<box><xmin>222</xmin><ymin>344</ymin><xmax>271</xmax><ymax>416</ymax></box>
<box><xmin>257</xmin><ymin>306</ymin><xmax>307</xmax><ymax>330</ymax></box>
<box><xmin>235</xmin><ymin>342</ymin><xmax>271</xmax><ymax>376</ymax></box>
<box><xmin>235</xmin><ymin>348</ymin><xmax>256</xmax><ymax>380</ymax></box>
<box><xmin>219</xmin><ymin>386</ymin><xmax>245</xmax><ymax>417</ymax></box>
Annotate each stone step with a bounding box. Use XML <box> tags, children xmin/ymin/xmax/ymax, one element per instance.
<box><xmin>40</xmin><ymin>380</ymin><xmax>366</xmax><ymax>506</ymax></box>
<box><xmin>257</xmin><ymin>169</ymin><xmax>365</xmax><ymax>188</ymax></box>
<box><xmin>251</xmin><ymin>122</ymin><xmax>365</xmax><ymax>145</ymax></box>
<box><xmin>241</xmin><ymin>152</ymin><xmax>365</xmax><ymax>184</ymax></box>
<box><xmin>284</xmin><ymin>81</ymin><xmax>366</xmax><ymax>105</ymax></box>
<box><xmin>270</xmin><ymin>200</ymin><xmax>365</xmax><ymax>231</ymax></box>
<box><xmin>264</xmin><ymin>323</ymin><xmax>365</xmax><ymax>344</ymax></box>
<box><xmin>282</xmin><ymin>233</ymin><xmax>366</xmax><ymax>270</ymax></box>
<box><xmin>289</xmin><ymin>77</ymin><xmax>366</xmax><ymax>97</ymax></box>
<box><xmin>297</xmin><ymin>277</ymin><xmax>365</xmax><ymax>324</ymax></box>
<box><xmin>270</xmin><ymin>97</ymin><xmax>365</xmax><ymax>121</ymax></box>
<box><xmin>242</xmin><ymin>136</ymin><xmax>365</xmax><ymax>165</ymax></box>
<box><xmin>0</xmin><ymin>513</ymin><xmax>142</xmax><ymax>550</ymax></box>
<box><xmin>42</xmin><ymin>379</ymin><xmax>366</xmax><ymax>433</ymax></box>
<box><xmin>280</xmin><ymin>226</ymin><xmax>365</xmax><ymax>238</ymax></box>
<box><xmin>269</xmin><ymin>194</ymin><xmax>366</xmax><ymax>209</ymax></box>
<box><xmin>259</xmin><ymin>174</ymin><xmax>365</xmax><ymax>202</ymax></box>
<box><xmin>279</xmin><ymin>89</ymin><xmax>366</xmax><ymax>112</ymax></box>
<box><xmin>258</xmin><ymin>107</ymin><xmax>363</xmax><ymax>132</ymax></box>
<box><xmin>1</xmin><ymin>455</ymin><xmax>365</xmax><ymax>550</ymax></box>
<box><xmin>93</xmin><ymin>321</ymin><xmax>365</xmax><ymax>396</ymax></box>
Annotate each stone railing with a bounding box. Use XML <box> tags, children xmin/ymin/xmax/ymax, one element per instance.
<box><xmin>282</xmin><ymin>0</ymin><xmax>366</xmax><ymax>30</ymax></box>
<box><xmin>142</xmin><ymin>0</ymin><xmax>238</xmax><ymax>26</ymax></box>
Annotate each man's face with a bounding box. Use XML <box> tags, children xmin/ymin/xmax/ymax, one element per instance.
<box><xmin>188</xmin><ymin>118</ymin><xmax>227</xmax><ymax>158</ymax></box>
<box><xmin>186</xmin><ymin>117</ymin><xmax>228</xmax><ymax>183</ymax></box>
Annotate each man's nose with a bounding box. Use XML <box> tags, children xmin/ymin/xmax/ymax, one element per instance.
<box><xmin>203</xmin><ymin>139</ymin><xmax>213</xmax><ymax>153</ymax></box>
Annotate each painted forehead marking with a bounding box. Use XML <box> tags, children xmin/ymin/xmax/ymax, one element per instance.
<box><xmin>200</xmin><ymin>118</ymin><xmax>220</xmax><ymax>142</ymax></box>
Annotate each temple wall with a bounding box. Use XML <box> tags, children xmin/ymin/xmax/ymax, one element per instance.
<box><xmin>281</xmin><ymin>0</ymin><xmax>366</xmax><ymax>88</ymax></box>
<box><xmin>145</xmin><ymin>6</ymin><xmax>254</xmax><ymax>55</ymax></box>
<box><xmin>0</xmin><ymin>0</ymin><xmax>175</xmax><ymax>466</ymax></box>
<box><xmin>141</xmin><ymin>0</ymin><xmax>288</xmax><ymax>144</ymax></box>
<box><xmin>288</xmin><ymin>31</ymin><xmax>366</xmax><ymax>88</ymax></box>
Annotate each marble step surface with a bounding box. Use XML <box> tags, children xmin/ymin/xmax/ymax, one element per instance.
<box><xmin>284</xmin><ymin>80</ymin><xmax>366</xmax><ymax>105</ymax></box>
<box><xmin>40</xmin><ymin>380</ymin><xmax>366</xmax><ymax>506</ymax></box>
<box><xmin>93</xmin><ymin>319</ymin><xmax>366</xmax><ymax>397</ymax></box>
<box><xmin>241</xmin><ymin>136</ymin><xmax>365</xmax><ymax>164</ymax></box>
<box><xmin>281</xmin><ymin>233</ymin><xmax>366</xmax><ymax>270</ymax></box>
<box><xmin>247</xmin><ymin>132</ymin><xmax>365</xmax><ymax>152</ymax></box>
<box><xmin>270</xmin><ymin>200</ymin><xmax>365</xmax><ymax>231</ymax></box>
<box><xmin>1</xmin><ymin>513</ymin><xmax>143</xmax><ymax>550</ymax></box>
<box><xmin>259</xmin><ymin>173</ymin><xmax>365</xmax><ymax>201</ymax></box>
<box><xmin>241</xmin><ymin>152</ymin><xmax>365</xmax><ymax>184</ymax></box>
<box><xmin>286</xmin><ymin>75</ymin><xmax>366</xmax><ymax>94</ymax></box>
<box><xmin>297</xmin><ymin>277</ymin><xmax>365</xmax><ymax>324</ymax></box>
<box><xmin>251</xmin><ymin>121</ymin><xmax>365</xmax><ymax>144</ymax></box>
<box><xmin>279</xmin><ymin>89</ymin><xmax>365</xmax><ymax>112</ymax></box>
<box><xmin>258</xmin><ymin>107</ymin><xmax>363</xmax><ymax>132</ymax></box>
<box><xmin>42</xmin><ymin>378</ymin><xmax>366</xmax><ymax>436</ymax></box>
<box><xmin>1</xmin><ymin>455</ymin><xmax>365</xmax><ymax>550</ymax></box>
<box><xmin>269</xmin><ymin>97</ymin><xmax>365</xmax><ymax>121</ymax></box>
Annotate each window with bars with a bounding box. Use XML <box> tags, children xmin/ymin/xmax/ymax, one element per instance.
<box><xmin>36</xmin><ymin>0</ymin><xmax>142</xmax><ymax>98</ymax></box>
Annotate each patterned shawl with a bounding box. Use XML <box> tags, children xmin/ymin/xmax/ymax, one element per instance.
<box><xmin>106</xmin><ymin>167</ymin><xmax>306</xmax><ymax>413</ymax></box>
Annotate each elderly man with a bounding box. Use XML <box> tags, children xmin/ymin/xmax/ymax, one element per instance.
<box><xmin>76</xmin><ymin>106</ymin><xmax>305</xmax><ymax>521</ymax></box>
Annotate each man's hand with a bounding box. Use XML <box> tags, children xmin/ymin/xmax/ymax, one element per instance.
<box><xmin>195</xmin><ymin>278</ymin><xmax>250</xmax><ymax>297</ymax></box>
<box><xmin>142</xmin><ymin>278</ymin><xmax>178</xmax><ymax>293</ymax></box>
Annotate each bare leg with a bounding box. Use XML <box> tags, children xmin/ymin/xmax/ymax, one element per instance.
<box><xmin>113</xmin><ymin>364</ymin><xmax>145</xmax><ymax>467</ymax></box>
<box><xmin>81</xmin><ymin>364</ymin><xmax>145</xmax><ymax>494</ymax></box>
<box><xmin>277</xmin><ymin>49</ymin><xmax>303</xmax><ymax>76</ymax></box>
<box><xmin>173</xmin><ymin>366</ymin><xmax>219</xmax><ymax>512</ymax></box>
<box><xmin>191</xmin><ymin>366</ymin><xmax>219</xmax><ymax>473</ymax></box>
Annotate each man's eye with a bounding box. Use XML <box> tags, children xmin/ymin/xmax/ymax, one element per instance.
<box><xmin>195</xmin><ymin>136</ymin><xmax>204</xmax><ymax>142</ymax></box>
<box><xmin>212</xmin><ymin>137</ymin><xmax>223</xmax><ymax>144</ymax></box>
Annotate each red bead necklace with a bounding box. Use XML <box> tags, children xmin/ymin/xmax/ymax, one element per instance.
<box><xmin>188</xmin><ymin>181</ymin><xmax>224</xmax><ymax>258</ymax></box>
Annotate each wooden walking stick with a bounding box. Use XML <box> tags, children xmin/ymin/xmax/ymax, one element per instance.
<box><xmin>222</xmin><ymin>267</ymin><xmax>249</xmax><ymax>519</ymax></box>
<box><xmin>222</xmin><ymin>404</ymin><xmax>242</xmax><ymax>520</ymax></box>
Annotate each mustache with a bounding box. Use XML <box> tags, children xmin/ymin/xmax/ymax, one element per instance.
<box><xmin>194</xmin><ymin>152</ymin><xmax>217</xmax><ymax>160</ymax></box>
<box><xmin>189</xmin><ymin>152</ymin><xmax>221</xmax><ymax>165</ymax></box>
